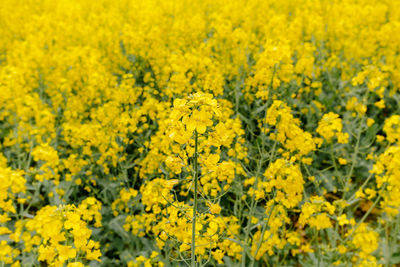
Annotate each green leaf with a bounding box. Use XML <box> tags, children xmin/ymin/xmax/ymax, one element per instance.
<box><xmin>109</xmin><ymin>216</ymin><xmax>131</xmax><ymax>242</ymax></box>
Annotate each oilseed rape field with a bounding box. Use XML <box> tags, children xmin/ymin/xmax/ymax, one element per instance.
<box><xmin>1</xmin><ymin>0</ymin><xmax>400</xmax><ymax>266</ymax></box>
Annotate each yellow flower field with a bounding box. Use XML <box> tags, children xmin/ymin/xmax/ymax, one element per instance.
<box><xmin>1</xmin><ymin>0</ymin><xmax>400</xmax><ymax>266</ymax></box>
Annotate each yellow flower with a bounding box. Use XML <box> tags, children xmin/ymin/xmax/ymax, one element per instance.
<box><xmin>383</xmin><ymin>115</ymin><xmax>400</xmax><ymax>143</ymax></box>
<box><xmin>337</xmin><ymin>214</ymin><xmax>349</xmax><ymax>226</ymax></box>
<box><xmin>67</xmin><ymin>263</ymin><xmax>85</xmax><ymax>267</ymax></box>
<box><xmin>317</xmin><ymin>112</ymin><xmax>348</xmax><ymax>144</ymax></box>
<box><xmin>57</xmin><ymin>245</ymin><xmax>76</xmax><ymax>262</ymax></box>
<box><xmin>209</xmin><ymin>203</ymin><xmax>222</xmax><ymax>214</ymax></box>
<box><xmin>86</xmin><ymin>249</ymin><xmax>101</xmax><ymax>261</ymax></box>
<box><xmin>211</xmin><ymin>249</ymin><xmax>224</xmax><ymax>264</ymax></box>
<box><xmin>338</xmin><ymin>245</ymin><xmax>347</xmax><ymax>254</ymax></box>
<box><xmin>376</xmin><ymin>135</ymin><xmax>385</xmax><ymax>142</ymax></box>
<box><xmin>374</xmin><ymin>99</ymin><xmax>385</xmax><ymax>109</ymax></box>
<box><xmin>38</xmin><ymin>245</ymin><xmax>56</xmax><ymax>263</ymax></box>
<box><xmin>183</xmin><ymin>108</ymin><xmax>213</xmax><ymax>134</ymax></box>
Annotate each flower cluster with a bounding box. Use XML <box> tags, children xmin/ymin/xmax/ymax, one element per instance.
<box><xmin>3</xmin><ymin>198</ymin><xmax>102</xmax><ymax>266</ymax></box>
<box><xmin>299</xmin><ymin>196</ymin><xmax>335</xmax><ymax>230</ymax></box>
<box><xmin>317</xmin><ymin>112</ymin><xmax>349</xmax><ymax>144</ymax></box>
<box><xmin>265</xmin><ymin>100</ymin><xmax>316</xmax><ymax>160</ymax></box>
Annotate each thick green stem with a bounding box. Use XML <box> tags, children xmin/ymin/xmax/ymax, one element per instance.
<box><xmin>191</xmin><ymin>130</ymin><xmax>198</xmax><ymax>267</ymax></box>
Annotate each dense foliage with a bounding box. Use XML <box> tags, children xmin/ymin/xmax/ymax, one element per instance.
<box><xmin>1</xmin><ymin>0</ymin><xmax>400</xmax><ymax>266</ymax></box>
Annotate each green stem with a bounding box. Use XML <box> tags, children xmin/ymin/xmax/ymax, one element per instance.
<box><xmin>316</xmin><ymin>229</ymin><xmax>321</xmax><ymax>267</ymax></box>
<box><xmin>251</xmin><ymin>201</ymin><xmax>276</xmax><ymax>267</ymax></box>
<box><xmin>343</xmin><ymin>117</ymin><xmax>363</xmax><ymax>199</ymax></box>
<box><xmin>344</xmin><ymin>183</ymin><xmax>386</xmax><ymax>242</ymax></box>
<box><xmin>191</xmin><ymin>130</ymin><xmax>198</xmax><ymax>267</ymax></box>
<box><xmin>385</xmin><ymin>219</ymin><xmax>390</xmax><ymax>267</ymax></box>
<box><xmin>330</xmin><ymin>144</ymin><xmax>339</xmax><ymax>179</ymax></box>
<box><xmin>241</xmin><ymin>137</ymin><xmax>276</xmax><ymax>267</ymax></box>
<box><xmin>241</xmin><ymin>159</ymin><xmax>262</xmax><ymax>267</ymax></box>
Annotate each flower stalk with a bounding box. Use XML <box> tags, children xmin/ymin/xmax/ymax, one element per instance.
<box><xmin>191</xmin><ymin>129</ymin><xmax>199</xmax><ymax>267</ymax></box>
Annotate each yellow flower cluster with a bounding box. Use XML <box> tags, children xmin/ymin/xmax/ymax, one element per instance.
<box><xmin>2</xmin><ymin>198</ymin><xmax>102</xmax><ymax>266</ymax></box>
<box><xmin>112</xmin><ymin>188</ymin><xmax>138</xmax><ymax>216</ymax></box>
<box><xmin>371</xmin><ymin>146</ymin><xmax>400</xmax><ymax>216</ymax></box>
<box><xmin>128</xmin><ymin>251</ymin><xmax>163</xmax><ymax>267</ymax></box>
<box><xmin>346</xmin><ymin>97</ymin><xmax>367</xmax><ymax>117</ymax></box>
<box><xmin>250</xmin><ymin>203</ymin><xmax>294</xmax><ymax>259</ymax></box>
<box><xmin>383</xmin><ymin>115</ymin><xmax>400</xmax><ymax>144</ymax></box>
<box><xmin>265</xmin><ymin>100</ymin><xmax>316</xmax><ymax>159</ymax></box>
<box><xmin>117</xmin><ymin>194</ymin><xmax>243</xmax><ymax>263</ymax></box>
<box><xmin>32</xmin><ymin>143</ymin><xmax>60</xmax><ymax>182</ymax></box>
<box><xmin>0</xmin><ymin>167</ymin><xmax>26</xmax><ymax>216</ymax></box>
<box><xmin>249</xmin><ymin>159</ymin><xmax>304</xmax><ymax>208</ymax></box>
<box><xmin>299</xmin><ymin>196</ymin><xmax>335</xmax><ymax>230</ymax></box>
<box><xmin>0</xmin><ymin>167</ymin><xmax>26</xmax><ymax>265</ymax></box>
<box><xmin>349</xmin><ymin>223</ymin><xmax>380</xmax><ymax>266</ymax></box>
<box><xmin>317</xmin><ymin>112</ymin><xmax>349</xmax><ymax>144</ymax></box>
